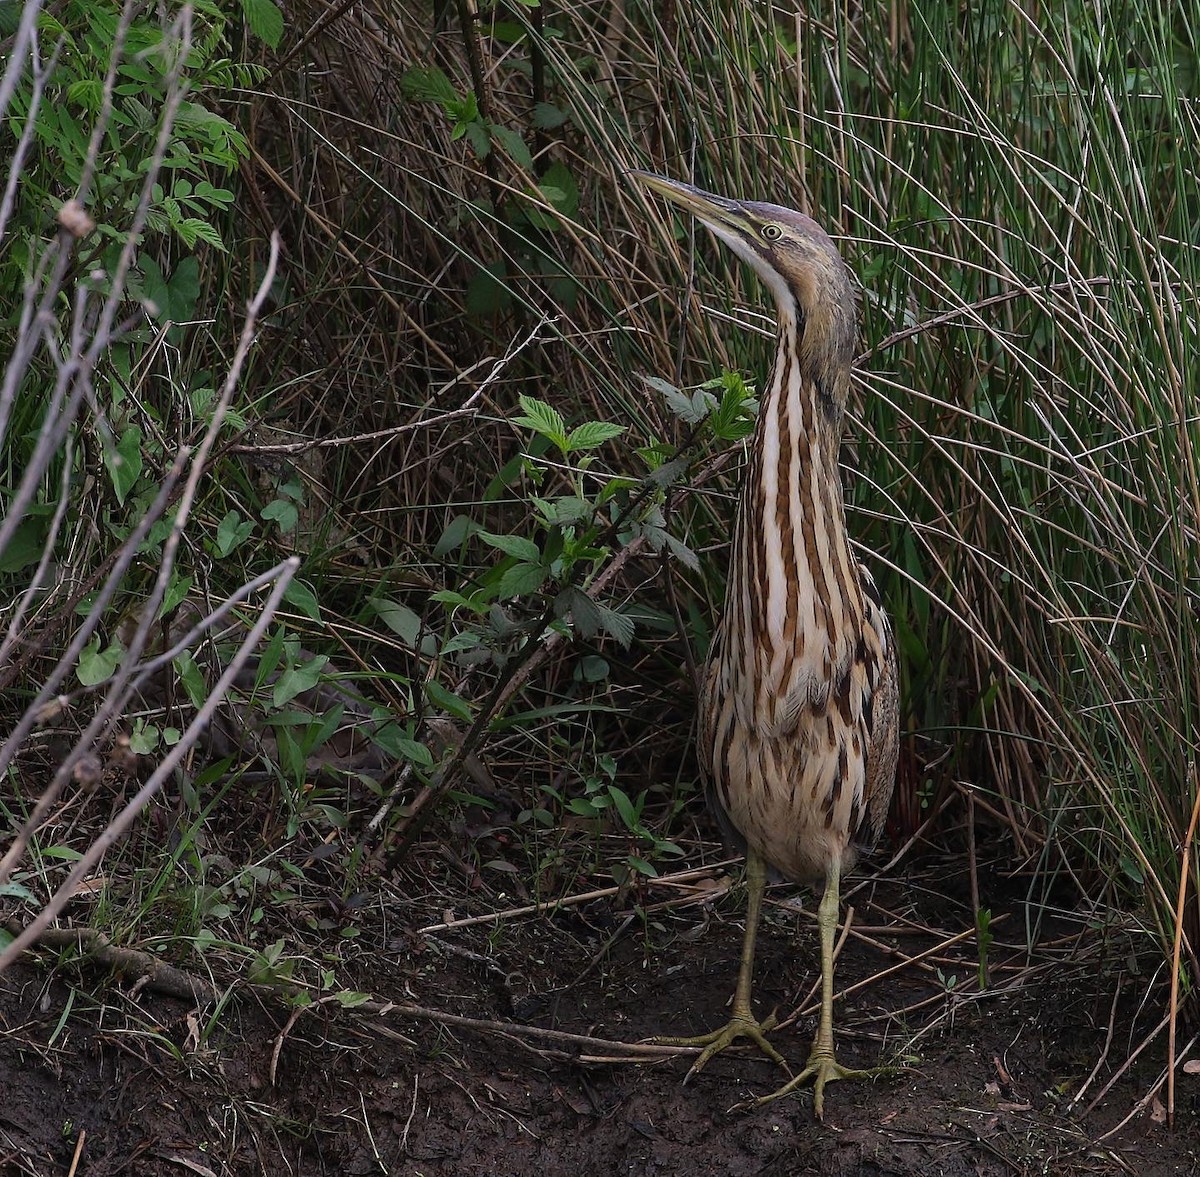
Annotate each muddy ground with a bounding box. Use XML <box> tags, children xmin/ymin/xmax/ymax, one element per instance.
<box><xmin>2</xmin><ymin>845</ymin><xmax>1198</xmax><ymax>1176</ymax></box>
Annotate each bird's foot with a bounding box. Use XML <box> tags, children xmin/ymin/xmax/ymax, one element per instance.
<box><xmin>738</xmin><ymin>1045</ymin><xmax>896</xmax><ymax>1119</ymax></box>
<box><xmin>651</xmin><ymin>1008</ymin><xmax>791</xmax><ymax>1081</ymax></box>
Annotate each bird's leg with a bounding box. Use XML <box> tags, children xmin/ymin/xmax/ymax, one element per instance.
<box><xmin>747</xmin><ymin>857</ymin><xmax>884</xmax><ymax>1119</ymax></box>
<box><xmin>653</xmin><ymin>850</ymin><xmax>790</xmax><ymax>1078</ymax></box>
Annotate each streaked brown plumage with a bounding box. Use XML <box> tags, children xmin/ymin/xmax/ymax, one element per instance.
<box><xmin>631</xmin><ymin>171</ymin><xmax>899</xmax><ymax>1118</ymax></box>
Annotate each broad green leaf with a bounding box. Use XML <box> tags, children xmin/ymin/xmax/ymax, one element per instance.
<box><xmin>490</xmin><ymin>124</ymin><xmax>533</xmax><ymax>169</ymax></box>
<box><xmin>396</xmin><ymin>737</ymin><xmax>433</xmax><ymax>768</ymax></box>
<box><xmin>262</xmin><ymin>498</ymin><xmax>299</xmax><ymax>534</ymax></box>
<box><xmin>215</xmin><ymin>510</ymin><xmax>253</xmax><ymax>556</ymax></box>
<box><xmin>241</xmin><ymin>0</ymin><xmax>284</xmax><ymax>48</ymax></box>
<box><xmin>371</xmin><ymin>599</ymin><xmax>423</xmax><ymax>646</ymax></box>
<box><xmin>595</xmin><ymin>602</ymin><xmax>635</xmax><ymax>648</ymax></box>
<box><xmin>425</xmin><ymin>680</ymin><xmax>473</xmax><ymax>722</ymax></box>
<box><xmin>283</xmin><ymin>580</ymin><xmax>321</xmax><ymax>620</ymax></box>
<box><xmin>77</xmin><ymin>638</ymin><xmax>123</xmax><ymax>686</ymax></box>
<box><xmin>514</xmin><ymin>395</ymin><xmax>566</xmax><ymax>447</ymax></box>
<box><xmin>532</xmin><ymin>102</ymin><xmax>568</xmax><ymax>129</ymax></box>
<box><xmin>497</xmin><ymin>561</ymin><xmax>547</xmax><ymax>598</ymax></box>
<box><xmin>565</xmin><ymin>421</ymin><xmax>624</xmax><ymax>452</ymax></box>
<box><xmin>478</xmin><ymin>530</ymin><xmax>542</xmax><ymax>563</ymax></box>
<box><xmin>434</xmin><ymin>513</ymin><xmax>477</xmax><ymax>557</ymax></box>
<box><xmin>273</xmin><ymin>656</ymin><xmax>328</xmax><ymax>707</ymax></box>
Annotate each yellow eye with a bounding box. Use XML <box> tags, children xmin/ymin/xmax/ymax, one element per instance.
<box><xmin>761</xmin><ymin>223</ymin><xmax>783</xmax><ymax>241</ymax></box>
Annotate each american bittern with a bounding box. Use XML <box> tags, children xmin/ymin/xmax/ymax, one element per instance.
<box><xmin>632</xmin><ymin>172</ymin><xmax>899</xmax><ymax>1118</ymax></box>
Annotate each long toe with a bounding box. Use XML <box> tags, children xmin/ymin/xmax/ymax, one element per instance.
<box><xmin>651</xmin><ymin>1010</ymin><xmax>790</xmax><ymax>1078</ymax></box>
<box><xmin>742</xmin><ymin>1052</ymin><xmax>891</xmax><ymax>1120</ymax></box>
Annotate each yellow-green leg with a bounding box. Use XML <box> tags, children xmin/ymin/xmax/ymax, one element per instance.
<box><xmin>655</xmin><ymin>850</ymin><xmax>790</xmax><ymax>1079</ymax></box>
<box><xmin>750</xmin><ymin>858</ymin><xmax>883</xmax><ymax>1119</ymax></box>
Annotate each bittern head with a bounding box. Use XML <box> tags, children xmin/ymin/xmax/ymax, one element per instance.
<box><xmin>630</xmin><ymin>171</ymin><xmax>858</xmax><ymax>400</ymax></box>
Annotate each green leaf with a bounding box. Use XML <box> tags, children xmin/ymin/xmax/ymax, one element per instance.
<box><xmin>532</xmin><ymin>102</ymin><xmax>568</xmax><ymax>129</ymax></box>
<box><xmin>371</xmin><ymin>599</ymin><xmax>423</xmax><ymax>646</ymax></box>
<box><xmin>595</xmin><ymin>602</ymin><xmax>635</xmax><ymax>648</ymax></box>
<box><xmin>77</xmin><ymin>638</ymin><xmax>123</xmax><ymax>687</ymax></box>
<box><xmin>174</xmin><ymin>651</ymin><xmax>207</xmax><ymax>708</ymax></box>
<box><xmin>159</xmin><ymin>573</ymin><xmax>194</xmax><ymax>617</ymax></box>
<box><xmin>105</xmin><ymin>425</ymin><xmax>143</xmax><ymax>505</ymax></box>
<box><xmin>478</xmin><ymin>530</ymin><xmax>542</xmax><ymax>563</ymax></box>
<box><xmin>540</xmin><ymin>160</ymin><xmax>579</xmax><ymax>216</ymax></box>
<box><xmin>401</xmin><ymin>65</ymin><xmax>457</xmax><ymax>106</ymax></box>
<box><xmin>497</xmin><ymin>562</ymin><xmax>548</xmax><ymax>598</ymax></box>
<box><xmin>241</xmin><ymin>0</ymin><xmax>284</xmax><ymax>48</ymax></box>
<box><xmin>514</xmin><ymin>395</ymin><xmax>567</xmax><ymax>449</ymax></box>
<box><xmin>608</xmin><ymin>785</ymin><xmax>641</xmax><ymax>831</ymax></box>
<box><xmin>273</xmin><ymin>656</ymin><xmax>328</xmax><ymax>707</ymax></box>
<box><xmin>564</xmin><ymin>421</ymin><xmax>625</xmax><ymax>452</ymax></box>
<box><xmin>283</xmin><ymin>580</ymin><xmax>321</xmax><ymax>621</ymax></box>
<box><xmin>556</xmin><ymin>587</ymin><xmax>602</xmax><ymax>639</ymax></box>
<box><xmin>579</xmin><ymin>655</ymin><xmax>609</xmax><ymax>682</ymax></box>
<box><xmin>490</xmin><ymin>124</ymin><xmax>533</xmax><ymax>170</ymax></box>
<box><xmin>434</xmin><ymin>513</ymin><xmax>477</xmax><ymax>557</ymax></box>
<box><xmin>332</xmin><ymin>990</ymin><xmax>372</xmax><ymax>1008</ymax></box>
<box><xmin>174</xmin><ymin>217</ymin><xmax>227</xmax><ymax>251</ymax></box>
<box><xmin>215</xmin><ymin>510</ymin><xmax>254</xmax><ymax>556</ymax></box>
<box><xmin>466</xmin><ymin>260</ymin><xmax>512</xmax><ymax>316</ymax></box>
<box><xmin>425</xmin><ymin>680</ymin><xmax>474</xmax><ymax>722</ymax></box>
<box><xmin>0</xmin><ymin>515</ymin><xmax>51</xmax><ymax>573</ymax></box>
<box><xmin>396</xmin><ymin>737</ymin><xmax>434</xmax><ymax>768</ymax></box>
<box><xmin>262</xmin><ymin>498</ymin><xmax>299</xmax><ymax>534</ymax></box>
<box><xmin>664</xmin><ymin>533</ymin><xmax>701</xmax><ymax>572</ymax></box>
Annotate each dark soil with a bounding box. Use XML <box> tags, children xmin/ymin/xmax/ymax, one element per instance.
<box><xmin>2</xmin><ymin>854</ymin><xmax>1197</xmax><ymax>1176</ymax></box>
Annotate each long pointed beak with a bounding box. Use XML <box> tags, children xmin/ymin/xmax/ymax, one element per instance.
<box><xmin>627</xmin><ymin>170</ymin><xmax>744</xmax><ymax>236</ymax></box>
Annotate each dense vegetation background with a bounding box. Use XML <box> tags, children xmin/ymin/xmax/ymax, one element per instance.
<box><xmin>3</xmin><ymin>0</ymin><xmax>1200</xmax><ymax>1107</ymax></box>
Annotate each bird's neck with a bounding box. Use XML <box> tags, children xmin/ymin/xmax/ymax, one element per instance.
<box><xmin>724</xmin><ymin>311</ymin><xmax>864</xmax><ymax>689</ymax></box>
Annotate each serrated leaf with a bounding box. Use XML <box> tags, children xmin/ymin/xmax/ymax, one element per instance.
<box><xmin>656</xmin><ymin>378</ymin><xmax>710</xmax><ymax>424</ymax></box>
<box><xmin>514</xmin><ymin>395</ymin><xmax>566</xmax><ymax>446</ymax></box>
<box><xmin>400</xmin><ymin>65</ymin><xmax>457</xmax><ymax>106</ymax></box>
<box><xmin>664</xmin><ymin>533</ymin><xmax>701</xmax><ymax>572</ymax></box>
<box><xmin>497</xmin><ymin>562</ymin><xmax>548</xmax><ymax>598</ymax></box>
<box><xmin>595</xmin><ymin>602</ymin><xmax>635</xmax><ymax>648</ymax></box>
<box><xmin>557</xmin><ymin>587</ymin><xmax>602</xmax><ymax>639</ymax></box>
<box><xmin>532</xmin><ymin>102</ymin><xmax>568</xmax><ymax>129</ymax></box>
<box><xmin>175</xmin><ymin>217</ymin><xmax>226</xmax><ymax>252</ymax></box>
<box><xmin>241</xmin><ymin>0</ymin><xmax>283</xmax><ymax>48</ymax></box>
<box><xmin>564</xmin><ymin>421</ymin><xmax>625</xmax><ymax>452</ymax></box>
<box><xmin>478</xmin><ymin>530</ymin><xmax>542</xmax><ymax>563</ymax></box>
<box><xmin>490</xmin><ymin>124</ymin><xmax>533</xmax><ymax>170</ymax></box>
